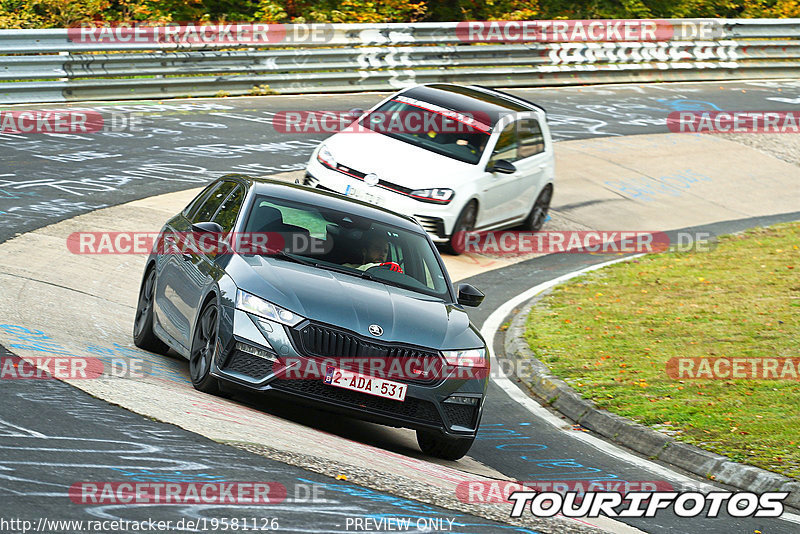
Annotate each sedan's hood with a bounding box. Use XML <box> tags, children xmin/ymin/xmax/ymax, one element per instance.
<box><xmin>228</xmin><ymin>254</ymin><xmax>482</xmax><ymax>350</ymax></box>
<box><xmin>323</xmin><ymin>131</ymin><xmax>479</xmax><ymax>189</ymax></box>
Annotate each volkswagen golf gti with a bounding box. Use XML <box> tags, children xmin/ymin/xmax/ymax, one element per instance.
<box><xmin>304</xmin><ymin>83</ymin><xmax>555</xmax><ymax>253</ymax></box>
<box><xmin>133</xmin><ymin>175</ymin><xmax>489</xmax><ymax>460</ymax></box>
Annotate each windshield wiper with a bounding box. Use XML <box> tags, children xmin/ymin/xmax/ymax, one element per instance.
<box><xmin>266</xmin><ymin>250</ymin><xmax>319</xmax><ymax>268</ymax></box>
<box><xmin>268</xmin><ymin>252</ymin><xmax>376</xmax><ymax>279</ymax></box>
<box><xmin>317</xmin><ymin>263</ymin><xmax>377</xmax><ymax>280</ymax></box>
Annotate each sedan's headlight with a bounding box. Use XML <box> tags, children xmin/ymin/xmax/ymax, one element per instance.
<box><xmin>236</xmin><ymin>290</ymin><xmax>303</xmax><ymax>327</ymax></box>
<box><xmin>316</xmin><ymin>145</ymin><xmax>337</xmax><ymax>169</ymax></box>
<box><xmin>442</xmin><ymin>348</ymin><xmax>487</xmax><ymax>368</ymax></box>
<box><xmin>410</xmin><ymin>188</ymin><xmax>454</xmax><ymax>204</ymax></box>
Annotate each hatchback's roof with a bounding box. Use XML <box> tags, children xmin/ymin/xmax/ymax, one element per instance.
<box><xmin>400</xmin><ymin>84</ymin><xmax>539</xmax><ymax>126</ymax></box>
<box><xmin>235</xmin><ymin>176</ymin><xmax>425</xmax><ymax>234</ymax></box>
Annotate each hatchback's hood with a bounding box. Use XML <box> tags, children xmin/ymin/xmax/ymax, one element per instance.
<box><xmin>228</xmin><ymin>254</ymin><xmax>482</xmax><ymax>350</ymax></box>
<box><xmin>323</xmin><ymin>131</ymin><xmax>479</xmax><ymax>190</ymax></box>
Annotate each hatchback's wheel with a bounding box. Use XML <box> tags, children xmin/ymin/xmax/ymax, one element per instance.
<box><xmin>416</xmin><ymin>429</ymin><xmax>475</xmax><ymax>460</ymax></box>
<box><xmin>521</xmin><ymin>185</ymin><xmax>553</xmax><ymax>232</ymax></box>
<box><xmin>133</xmin><ymin>267</ymin><xmax>169</xmax><ymax>354</ymax></box>
<box><xmin>445</xmin><ymin>201</ymin><xmax>477</xmax><ymax>255</ymax></box>
<box><xmin>189</xmin><ymin>299</ymin><xmax>222</xmax><ymax>394</ymax></box>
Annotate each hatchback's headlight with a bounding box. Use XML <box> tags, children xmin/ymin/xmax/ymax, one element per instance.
<box><xmin>236</xmin><ymin>290</ymin><xmax>303</xmax><ymax>327</ymax></box>
<box><xmin>316</xmin><ymin>145</ymin><xmax>337</xmax><ymax>169</ymax></box>
<box><xmin>442</xmin><ymin>348</ymin><xmax>487</xmax><ymax>368</ymax></box>
<box><xmin>410</xmin><ymin>188</ymin><xmax>454</xmax><ymax>204</ymax></box>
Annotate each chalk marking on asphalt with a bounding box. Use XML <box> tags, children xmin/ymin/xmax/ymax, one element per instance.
<box><xmin>480</xmin><ymin>254</ymin><xmax>800</xmax><ymax>526</ymax></box>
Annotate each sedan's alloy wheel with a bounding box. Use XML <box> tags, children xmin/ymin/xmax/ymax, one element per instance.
<box><xmin>132</xmin><ymin>268</ymin><xmax>168</xmax><ymax>354</ymax></box>
<box><xmin>190</xmin><ymin>300</ymin><xmax>221</xmax><ymax>394</ymax></box>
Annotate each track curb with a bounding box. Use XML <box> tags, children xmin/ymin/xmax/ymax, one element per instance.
<box><xmin>504</xmin><ymin>286</ymin><xmax>800</xmax><ymax>510</ymax></box>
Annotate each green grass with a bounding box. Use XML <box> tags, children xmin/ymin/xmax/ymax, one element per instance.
<box><xmin>524</xmin><ymin>223</ymin><xmax>800</xmax><ymax>478</ymax></box>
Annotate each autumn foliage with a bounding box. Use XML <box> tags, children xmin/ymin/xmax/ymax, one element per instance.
<box><xmin>1</xmin><ymin>0</ymin><xmax>799</xmax><ymax>29</ymax></box>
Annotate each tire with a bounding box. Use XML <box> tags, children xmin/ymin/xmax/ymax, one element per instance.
<box><xmin>133</xmin><ymin>267</ymin><xmax>169</xmax><ymax>354</ymax></box>
<box><xmin>520</xmin><ymin>184</ymin><xmax>553</xmax><ymax>232</ymax></box>
<box><xmin>416</xmin><ymin>429</ymin><xmax>475</xmax><ymax>461</ymax></box>
<box><xmin>189</xmin><ymin>298</ymin><xmax>222</xmax><ymax>395</ymax></box>
<box><xmin>444</xmin><ymin>201</ymin><xmax>478</xmax><ymax>255</ymax></box>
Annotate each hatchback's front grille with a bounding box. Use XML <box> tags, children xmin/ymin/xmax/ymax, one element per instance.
<box><xmin>328</xmin><ymin>163</ymin><xmax>414</xmax><ymax>196</ymax></box>
<box><xmin>290</xmin><ymin>322</ymin><xmax>445</xmax><ymax>385</ymax></box>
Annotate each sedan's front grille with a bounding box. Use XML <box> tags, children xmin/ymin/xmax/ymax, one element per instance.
<box><xmin>290</xmin><ymin>322</ymin><xmax>445</xmax><ymax>385</ymax></box>
<box><xmin>413</xmin><ymin>215</ymin><xmax>446</xmax><ymax>238</ymax></box>
<box><xmin>271</xmin><ymin>378</ymin><xmax>441</xmax><ymax>425</ymax></box>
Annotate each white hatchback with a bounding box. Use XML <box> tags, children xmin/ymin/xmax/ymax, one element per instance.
<box><xmin>304</xmin><ymin>83</ymin><xmax>555</xmax><ymax>253</ymax></box>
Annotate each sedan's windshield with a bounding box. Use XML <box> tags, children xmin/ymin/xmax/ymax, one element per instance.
<box><xmin>242</xmin><ymin>195</ymin><xmax>452</xmax><ymax>300</ymax></box>
<box><xmin>358</xmin><ymin>95</ymin><xmax>492</xmax><ymax>165</ymax></box>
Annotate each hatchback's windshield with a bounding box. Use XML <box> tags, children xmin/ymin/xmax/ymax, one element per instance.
<box><xmin>243</xmin><ymin>195</ymin><xmax>452</xmax><ymax>300</ymax></box>
<box><xmin>358</xmin><ymin>95</ymin><xmax>492</xmax><ymax>165</ymax></box>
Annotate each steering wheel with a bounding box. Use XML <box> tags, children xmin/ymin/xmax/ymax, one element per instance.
<box><xmin>367</xmin><ymin>262</ymin><xmax>403</xmax><ymax>274</ymax></box>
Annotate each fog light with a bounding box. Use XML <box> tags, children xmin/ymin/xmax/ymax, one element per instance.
<box><xmin>236</xmin><ymin>342</ymin><xmax>277</xmax><ymax>362</ymax></box>
<box><xmin>444</xmin><ymin>395</ymin><xmax>480</xmax><ymax>406</ymax></box>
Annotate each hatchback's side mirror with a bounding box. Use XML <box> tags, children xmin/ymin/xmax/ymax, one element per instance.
<box><xmin>457</xmin><ymin>283</ymin><xmax>485</xmax><ymax>307</ymax></box>
<box><xmin>348</xmin><ymin>108</ymin><xmax>365</xmax><ymax>122</ymax></box>
<box><xmin>486</xmin><ymin>159</ymin><xmax>517</xmax><ymax>174</ymax></box>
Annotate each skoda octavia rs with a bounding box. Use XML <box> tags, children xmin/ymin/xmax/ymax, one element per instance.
<box><xmin>304</xmin><ymin>83</ymin><xmax>555</xmax><ymax>253</ymax></box>
<box><xmin>134</xmin><ymin>175</ymin><xmax>489</xmax><ymax>460</ymax></box>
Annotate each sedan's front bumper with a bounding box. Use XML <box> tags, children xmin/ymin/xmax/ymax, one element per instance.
<box><xmin>212</xmin><ymin>307</ymin><xmax>486</xmax><ymax>438</ymax></box>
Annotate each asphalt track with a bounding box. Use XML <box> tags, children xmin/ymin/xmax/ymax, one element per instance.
<box><xmin>2</xmin><ymin>80</ymin><xmax>800</xmax><ymax>533</ymax></box>
<box><xmin>0</xmin><ymin>346</ymin><xmax>537</xmax><ymax>534</ymax></box>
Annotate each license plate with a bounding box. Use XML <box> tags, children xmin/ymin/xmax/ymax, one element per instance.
<box><xmin>324</xmin><ymin>366</ymin><xmax>407</xmax><ymax>402</ymax></box>
<box><xmin>345</xmin><ymin>184</ymin><xmax>384</xmax><ymax>207</ymax></box>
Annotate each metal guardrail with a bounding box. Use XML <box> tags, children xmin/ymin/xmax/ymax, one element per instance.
<box><xmin>0</xmin><ymin>19</ymin><xmax>798</xmax><ymax>104</ymax></box>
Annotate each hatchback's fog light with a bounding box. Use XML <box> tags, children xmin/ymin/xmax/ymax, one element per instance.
<box><xmin>236</xmin><ymin>342</ymin><xmax>278</xmax><ymax>362</ymax></box>
<box><xmin>443</xmin><ymin>395</ymin><xmax>480</xmax><ymax>406</ymax></box>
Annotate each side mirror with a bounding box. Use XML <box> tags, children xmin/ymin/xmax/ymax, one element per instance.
<box><xmin>486</xmin><ymin>159</ymin><xmax>516</xmax><ymax>174</ymax></box>
<box><xmin>457</xmin><ymin>283</ymin><xmax>485</xmax><ymax>307</ymax></box>
<box><xmin>348</xmin><ymin>108</ymin><xmax>365</xmax><ymax>122</ymax></box>
<box><xmin>191</xmin><ymin>221</ymin><xmax>224</xmax><ymax>253</ymax></box>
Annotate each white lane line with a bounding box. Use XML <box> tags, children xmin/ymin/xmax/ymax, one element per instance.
<box><xmin>480</xmin><ymin>254</ymin><xmax>800</xmax><ymax>526</ymax></box>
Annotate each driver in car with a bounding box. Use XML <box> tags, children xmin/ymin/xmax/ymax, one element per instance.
<box><xmin>344</xmin><ymin>231</ymin><xmax>403</xmax><ymax>273</ymax></box>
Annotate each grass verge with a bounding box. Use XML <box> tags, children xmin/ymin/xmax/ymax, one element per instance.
<box><xmin>524</xmin><ymin>223</ymin><xmax>800</xmax><ymax>478</ymax></box>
